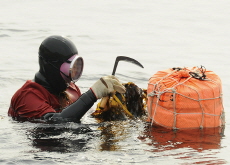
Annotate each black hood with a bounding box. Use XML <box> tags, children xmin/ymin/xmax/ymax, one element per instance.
<box><xmin>35</xmin><ymin>35</ymin><xmax>78</xmax><ymax>95</ymax></box>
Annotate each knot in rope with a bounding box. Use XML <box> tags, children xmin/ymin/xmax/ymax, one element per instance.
<box><xmin>172</xmin><ymin>66</ymin><xmax>206</xmax><ymax>80</ymax></box>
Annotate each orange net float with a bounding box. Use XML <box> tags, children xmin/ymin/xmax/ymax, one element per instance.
<box><xmin>147</xmin><ymin>66</ymin><xmax>225</xmax><ymax>129</ymax></box>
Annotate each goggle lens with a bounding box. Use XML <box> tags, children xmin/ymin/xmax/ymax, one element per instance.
<box><xmin>60</xmin><ymin>55</ymin><xmax>84</xmax><ymax>83</ymax></box>
<box><xmin>70</xmin><ymin>57</ymin><xmax>83</xmax><ymax>82</ymax></box>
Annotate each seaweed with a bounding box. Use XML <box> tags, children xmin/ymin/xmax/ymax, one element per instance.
<box><xmin>91</xmin><ymin>82</ymin><xmax>147</xmax><ymax>122</ymax></box>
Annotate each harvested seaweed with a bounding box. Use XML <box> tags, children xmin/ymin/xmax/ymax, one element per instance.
<box><xmin>91</xmin><ymin>82</ymin><xmax>147</xmax><ymax>122</ymax></box>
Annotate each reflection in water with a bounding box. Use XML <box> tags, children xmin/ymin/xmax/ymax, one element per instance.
<box><xmin>139</xmin><ymin>123</ymin><xmax>225</xmax><ymax>152</ymax></box>
<box><xmin>98</xmin><ymin>123</ymin><xmax>119</xmax><ymax>151</ymax></box>
<box><xmin>25</xmin><ymin>119</ymin><xmax>225</xmax><ymax>162</ymax></box>
<box><xmin>27</xmin><ymin>123</ymin><xmax>98</xmax><ymax>153</ymax></box>
<box><xmin>97</xmin><ymin>120</ymin><xmax>146</xmax><ymax>151</ymax></box>
<box><xmin>27</xmin><ymin>120</ymin><xmax>143</xmax><ymax>153</ymax></box>
<box><xmin>98</xmin><ymin>122</ymin><xmax>128</xmax><ymax>151</ymax></box>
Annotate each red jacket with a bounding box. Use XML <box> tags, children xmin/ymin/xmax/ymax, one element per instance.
<box><xmin>8</xmin><ymin>80</ymin><xmax>81</xmax><ymax>119</ymax></box>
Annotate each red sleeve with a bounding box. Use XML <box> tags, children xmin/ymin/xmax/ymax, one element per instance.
<box><xmin>9</xmin><ymin>81</ymin><xmax>60</xmax><ymax>119</ymax></box>
<box><xmin>17</xmin><ymin>89</ymin><xmax>57</xmax><ymax>118</ymax></box>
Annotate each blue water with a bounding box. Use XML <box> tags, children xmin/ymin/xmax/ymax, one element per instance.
<box><xmin>1</xmin><ymin>0</ymin><xmax>230</xmax><ymax>164</ymax></box>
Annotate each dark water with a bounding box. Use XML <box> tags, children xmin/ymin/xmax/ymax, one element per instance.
<box><xmin>1</xmin><ymin>0</ymin><xmax>230</xmax><ymax>164</ymax></box>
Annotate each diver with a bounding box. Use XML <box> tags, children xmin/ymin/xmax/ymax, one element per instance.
<box><xmin>8</xmin><ymin>35</ymin><xmax>126</xmax><ymax>122</ymax></box>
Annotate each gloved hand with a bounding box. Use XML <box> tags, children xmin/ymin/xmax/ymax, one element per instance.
<box><xmin>90</xmin><ymin>75</ymin><xmax>126</xmax><ymax>99</ymax></box>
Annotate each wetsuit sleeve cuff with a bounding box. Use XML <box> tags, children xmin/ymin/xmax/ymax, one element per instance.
<box><xmin>90</xmin><ymin>88</ymin><xmax>98</xmax><ymax>100</ymax></box>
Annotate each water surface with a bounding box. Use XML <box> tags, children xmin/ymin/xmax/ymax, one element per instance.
<box><xmin>0</xmin><ymin>0</ymin><xmax>230</xmax><ymax>164</ymax></box>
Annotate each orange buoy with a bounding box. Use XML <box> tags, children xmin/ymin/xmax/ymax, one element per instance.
<box><xmin>147</xmin><ymin>66</ymin><xmax>224</xmax><ymax>129</ymax></box>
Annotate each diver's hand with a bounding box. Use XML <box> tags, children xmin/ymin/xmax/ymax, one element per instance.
<box><xmin>90</xmin><ymin>75</ymin><xmax>126</xmax><ymax>99</ymax></box>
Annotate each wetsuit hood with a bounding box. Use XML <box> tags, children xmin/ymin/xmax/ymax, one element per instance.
<box><xmin>35</xmin><ymin>35</ymin><xmax>78</xmax><ymax>95</ymax></box>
